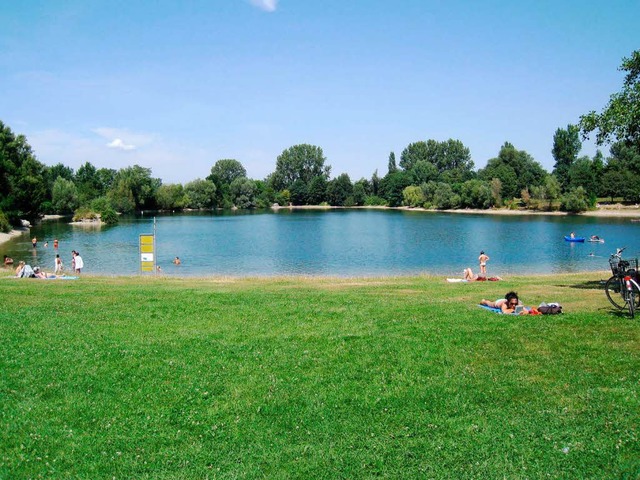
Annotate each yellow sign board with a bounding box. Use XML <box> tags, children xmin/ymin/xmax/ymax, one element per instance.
<box><xmin>139</xmin><ymin>234</ymin><xmax>155</xmax><ymax>272</ymax></box>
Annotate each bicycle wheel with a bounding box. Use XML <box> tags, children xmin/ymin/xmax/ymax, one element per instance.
<box><xmin>625</xmin><ymin>280</ymin><xmax>640</xmax><ymax>318</ymax></box>
<box><xmin>605</xmin><ymin>276</ymin><xmax>626</xmax><ymax>309</ymax></box>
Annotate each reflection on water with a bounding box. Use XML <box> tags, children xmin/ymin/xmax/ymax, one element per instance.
<box><xmin>2</xmin><ymin>210</ymin><xmax>639</xmax><ymax>277</ymax></box>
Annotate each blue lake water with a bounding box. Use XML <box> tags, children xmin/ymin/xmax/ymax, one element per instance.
<box><xmin>2</xmin><ymin>209</ymin><xmax>640</xmax><ymax>277</ymax></box>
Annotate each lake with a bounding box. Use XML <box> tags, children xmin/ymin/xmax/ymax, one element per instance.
<box><xmin>2</xmin><ymin>209</ymin><xmax>639</xmax><ymax>277</ymax></box>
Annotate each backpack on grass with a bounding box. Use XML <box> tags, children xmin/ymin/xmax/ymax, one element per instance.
<box><xmin>538</xmin><ymin>302</ymin><xmax>562</xmax><ymax>314</ymax></box>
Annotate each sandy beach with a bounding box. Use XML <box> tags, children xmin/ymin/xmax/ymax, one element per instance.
<box><xmin>0</xmin><ymin>228</ymin><xmax>29</xmax><ymax>247</ymax></box>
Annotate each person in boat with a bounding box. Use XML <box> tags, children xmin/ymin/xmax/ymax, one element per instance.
<box><xmin>590</xmin><ymin>235</ymin><xmax>600</xmax><ymax>241</ymax></box>
<box><xmin>569</xmin><ymin>232</ymin><xmax>575</xmax><ymax>239</ymax></box>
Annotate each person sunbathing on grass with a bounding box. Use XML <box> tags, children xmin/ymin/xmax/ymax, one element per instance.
<box><xmin>481</xmin><ymin>291</ymin><xmax>528</xmax><ymax>314</ymax></box>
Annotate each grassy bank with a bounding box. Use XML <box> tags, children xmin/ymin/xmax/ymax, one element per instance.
<box><xmin>1</xmin><ymin>273</ymin><xmax>638</xmax><ymax>478</ymax></box>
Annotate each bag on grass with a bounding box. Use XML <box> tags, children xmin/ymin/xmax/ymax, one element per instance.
<box><xmin>538</xmin><ymin>302</ymin><xmax>562</xmax><ymax>314</ymax></box>
<box><xmin>21</xmin><ymin>264</ymin><xmax>36</xmax><ymax>278</ymax></box>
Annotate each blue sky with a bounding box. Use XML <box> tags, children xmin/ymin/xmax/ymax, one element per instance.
<box><xmin>1</xmin><ymin>0</ymin><xmax>638</xmax><ymax>184</ymax></box>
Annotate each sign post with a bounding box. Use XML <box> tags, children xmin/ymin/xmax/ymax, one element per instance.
<box><xmin>139</xmin><ymin>233</ymin><xmax>155</xmax><ymax>273</ymax></box>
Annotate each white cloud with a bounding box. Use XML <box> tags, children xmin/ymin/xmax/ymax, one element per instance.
<box><xmin>107</xmin><ymin>138</ymin><xmax>136</xmax><ymax>151</ymax></box>
<box><xmin>26</xmin><ymin>127</ymin><xmax>215</xmax><ymax>184</ymax></box>
<box><xmin>249</xmin><ymin>0</ymin><xmax>278</xmax><ymax>12</ymax></box>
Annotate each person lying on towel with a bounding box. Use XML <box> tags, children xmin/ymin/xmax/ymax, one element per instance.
<box><xmin>481</xmin><ymin>291</ymin><xmax>529</xmax><ymax>314</ymax></box>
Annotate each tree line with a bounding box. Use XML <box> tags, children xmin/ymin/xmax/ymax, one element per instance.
<box><xmin>1</xmin><ymin>50</ymin><xmax>639</xmax><ymax>232</ymax></box>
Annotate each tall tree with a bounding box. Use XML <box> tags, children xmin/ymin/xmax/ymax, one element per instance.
<box><xmin>270</xmin><ymin>144</ymin><xmax>330</xmax><ymax>191</ymax></box>
<box><xmin>400</xmin><ymin>139</ymin><xmax>474</xmax><ymax>183</ymax></box>
<box><xmin>379</xmin><ymin>171</ymin><xmax>411</xmax><ymax>207</ymax></box>
<box><xmin>399</xmin><ymin>142</ymin><xmax>428</xmax><ymax>171</ymax></box>
<box><xmin>552</xmin><ymin>124</ymin><xmax>581</xmax><ymax>191</ymax></box>
<box><xmin>478</xmin><ymin>142</ymin><xmax>546</xmax><ymax>200</ymax></box>
<box><xmin>579</xmin><ymin>50</ymin><xmax>640</xmax><ymax>149</ymax></box>
<box><xmin>0</xmin><ymin>121</ymin><xmax>47</xmax><ymax>222</ymax></box>
<box><xmin>230</xmin><ymin>177</ymin><xmax>258</xmax><ymax>209</ymax></box>
<box><xmin>387</xmin><ymin>152</ymin><xmax>397</xmax><ymax>174</ymax></box>
<box><xmin>111</xmin><ymin>165</ymin><xmax>161</xmax><ymax>211</ymax></box>
<box><xmin>183</xmin><ymin>179</ymin><xmax>217</xmax><ymax>209</ymax></box>
<box><xmin>208</xmin><ymin>159</ymin><xmax>247</xmax><ymax>185</ymax></box>
<box><xmin>51</xmin><ymin>177</ymin><xmax>79</xmax><ymax>214</ymax></box>
<box><xmin>326</xmin><ymin>173</ymin><xmax>353</xmax><ymax>206</ymax></box>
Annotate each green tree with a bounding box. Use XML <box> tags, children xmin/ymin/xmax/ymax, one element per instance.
<box><xmin>387</xmin><ymin>152</ymin><xmax>397</xmax><ymax>174</ymax></box>
<box><xmin>371</xmin><ymin>169</ymin><xmax>380</xmax><ymax>195</ymax></box>
<box><xmin>379</xmin><ymin>171</ymin><xmax>411</xmax><ymax>207</ymax></box>
<box><xmin>111</xmin><ymin>165</ymin><xmax>161</xmax><ymax>210</ymax></box>
<box><xmin>307</xmin><ymin>175</ymin><xmax>328</xmax><ymax>205</ymax></box>
<box><xmin>208</xmin><ymin>159</ymin><xmax>247</xmax><ymax>185</ymax></box>
<box><xmin>402</xmin><ymin>185</ymin><xmax>425</xmax><ymax>207</ymax></box>
<box><xmin>230</xmin><ymin>177</ymin><xmax>258</xmax><ymax>209</ymax></box>
<box><xmin>399</xmin><ymin>142</ymin><xmax>428</xmax><ymax>171</ymax></box>
<box><xmin>289</xmin><ymin>179</ymin><xmax>308</xmax><ymax>205</ymax></box>
<box><xmin>544</xmin><ymin>175</ymin><xmax>561</xmax><ymax>210</ymax></box>
<box><xmin>460</xmin><ymin>180</ymin><xmax>492</xmax><ymax>209</ymax></box>
<box><xmin>490</xmin><ymin>178</ymin><xmax>503</xmax><ymax>207</ymax></box>
<box><xmin>567</xmin><ymin>156</ymin><xmax>597</xmax><ymax>196</ymax></box>
<box><xmin>51</xmin><ymin>177</ymin><xmax>79</xmax><ymax>214</ymax></box>
<box><xmin>609</xmin><ymin>142</ymin><xmax>640</xmax><ymax>176</ymax></box>
<box><xmin>400</xmin><ymin>139</ymin><xmax>474</xmax><ymax>183</ymax></box>
<box><xmin>271</xmin><ymin>144</ymin><xmax>330</xmax><ymax>191</ymax></box>
<box><xmin>433</xmin><ymin>183</ymin><xmax>460</xmax><ymax>209</ymax></box>
<box><xmin>45</xmin><ymin>163</ymin><xmax>74</xmax><ymax>195</ymax></box>
<box><xmin>156</xmin><ymin>184</ymin><xmax>185</xmax><ymax>210</ymax></box>
<box><xmin>552</xmin><ymin>124</ymin><xmax>581</xmax><ymax>191</ymax></box>
<box><xmin>255</xmin><ymin>181</ymin><xmax>276</xmax><ymax>208</ymax></box>
<box><xmin>107</xmin><ymin>180</ymin><xmax>136</xmax><ymax>213</ymax></box>
<box><xmin>579</xmin><ymin>50</ymin><xmax>640</xmax><ymax>149</ymax></box>
<box><xmin>13</xmin><ymin>156</ymin><xmax>47</xmax><ymax>221</ymax></box>
<box><xmin>561</xmin><ymin>186</ymin><xmax>589</xmax><ymax>213</ymax></box>
<box><xmin>75</xmin><ymin>162</ymin><xmax>100</xmax><ymax>205</ymax></box>
<box><xmin>351</xmin><ymin>182</ymin><xmax>366</xmax><ymax>206</ymax></box>
<box><xmin>183</xmin><ymin>179</ymin><xmax>217</xmax><ymax>209</ymax></box>
<box><xmin>326</xmin><ymin>173</ymin><xmax>353</xmax><ymax>206</ymax></box>
<box><xmin>408</xmin><ymin>160</ymin><xmax>438</xmax><ymax>185</ymax></box>
<box><xmin>0</xmin><ymin>121</ymin><xmax>47</xmax><ymax>222</ymax></box>
<box><xmin>478</xmin><ymin>142</ymin><xmax>546</xmax><ymax>200</ymax></box>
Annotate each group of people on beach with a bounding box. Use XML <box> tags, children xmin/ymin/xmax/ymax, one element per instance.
<box><xmin>457</xmin><ymin>251</ymin><xmax>533</xmax><ymax>315</ymax></box>
<box><xmin>8</xmin><ymin>238</ymin><xmax>85</xmax><ymax>278</ymax></box>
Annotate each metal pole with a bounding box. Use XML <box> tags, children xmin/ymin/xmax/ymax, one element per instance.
<box><xmin>154</xmin><ymin>216</ymin><xmax>157</xmax><ymax>274</ymax></box>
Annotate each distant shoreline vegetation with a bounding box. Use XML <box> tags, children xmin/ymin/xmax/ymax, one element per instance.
<box><xmin>1</xmin><ymin>50</ymin><xmax>639</xmax><ymax>231</ymax></box>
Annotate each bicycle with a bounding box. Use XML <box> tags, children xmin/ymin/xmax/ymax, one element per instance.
<box><xmin>604</xmin><ymin>247</ymin><xmax>640</xmax><ymax>318</ymax></box>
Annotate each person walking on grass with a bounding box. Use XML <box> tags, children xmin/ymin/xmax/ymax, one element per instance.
<box><xmin>479</xmin><ymin>251</ymin><xmax>489</xmax><ymax>275</ymax></box>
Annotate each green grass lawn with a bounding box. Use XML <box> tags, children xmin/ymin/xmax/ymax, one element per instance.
<box><xmin>1</xmin><ymin>273</ymin><xmax>638</xmax><ymax>479</ymax></box>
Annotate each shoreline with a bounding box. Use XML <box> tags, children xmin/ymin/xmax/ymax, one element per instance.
<box><xmin>280</xmin><ymin>204</ymin><xmax>640</xmax><ymax>217</ymax></box>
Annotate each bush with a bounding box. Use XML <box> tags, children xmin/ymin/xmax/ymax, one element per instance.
<box><xmin>561</xmin><ymin>187</ymin><xmax>589</xmax><ymax>213</ymax></box>
<box><xmin>0</xmin><ymin>210</ymin><xmax>11</xmax><ymax>233</ymax></box>
<box><xmin>72</xmin><ymin>207</ymin><xmax>99</xmax><ymax>222</ymax></box>
<box><xmin>364</xmin><ymin>195</ymin><xmax>387</xmax><ymax>206</ymax></box>
<box><xmin>99</xmin><ymin>207</ymin><xmax>118</xmax><ymax>225</ymax></box>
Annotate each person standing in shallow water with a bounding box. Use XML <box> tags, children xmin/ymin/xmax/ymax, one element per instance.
<box><xmin>54</xmin><ymin>254</ymin><xmax>63</xmax><ymax>275</ymax></box>
<box><xmin>478</xmin><ymin>251</ymin><xmax>489</xmax><ymax>275</ymax></box>
<box><xmin>74</xmin><ymin>251</ymin><xmax>84</xmax><ymax>274</ymax></box>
